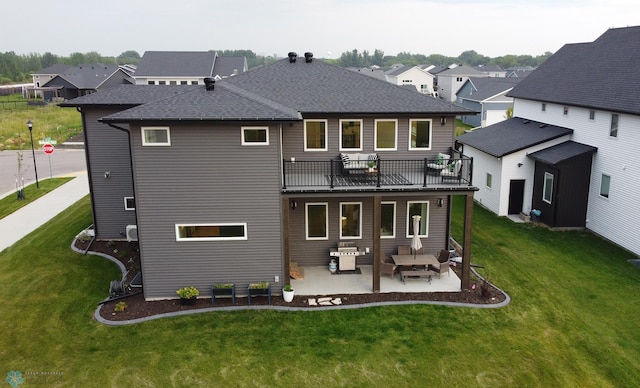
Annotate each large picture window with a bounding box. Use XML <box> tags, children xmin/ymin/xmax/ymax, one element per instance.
<box><xmin>409</xmin><ymin>119</ymin><xmax>432</xmax><ymax>150</ymax></box>
<box><xmin>142</xmin><ymin>127</ymin><xmax>171</xmax><ymax>146</ymax></box>
<box><xmin>375</xmin><ymin>119</ymin><xmax>397</xmax><ymax>150</ymax></box>
<box><xmin>175</xmin><ymin>223</ymin><xmax>247</xmax><ymax>241</ymax></box>
<box><xmin>381</xmin><ymin>201</ymin><xmax>396</xmax><ymax>238</ymax></box>
<box><xmin>543</xmin><ymin>172</ymin><xmax>554</xmax><ymax>204</ymax></box>
<box><xmin>340</xmin><ymin>202</ymin><xmax>362</xmax><ymax>239</ymax></box>
<box><xmin>340</xmin><ymin>120</ymin><xmax>363</xmax><ymax>151</ymax></box>
<box><xmin>304</xmin><ymin>120</ymin><xmax>327</xmax><ymax>151</ymax></box>
<box><xmin>406</xmin><ymin>201</ymin><xmax>429</xmax><ymax>237</ymax></box>
<box><xmin>241</xmin><ymin>126</ymin><xmax>269</xmax><ymax>145</ymax></box>
<box><xmin>306</xmin><ymin>203</ymin><xmax>328</xmax><ymax>240</ymax></box>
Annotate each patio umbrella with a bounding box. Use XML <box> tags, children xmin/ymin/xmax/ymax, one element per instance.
<box><xmin>411</xmin><ymin>215</ymin><xmax>422</xmax><ymax>259</ymax></box>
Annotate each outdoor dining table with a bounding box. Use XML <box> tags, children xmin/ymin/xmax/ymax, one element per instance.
<box><xmin>391</xmin><ymin>254</ymin><xmax>438</xmax><ymax>267</ymax></box>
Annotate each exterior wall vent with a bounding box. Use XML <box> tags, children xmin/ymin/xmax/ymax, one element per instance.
<box><xmin>126</xmin><ymin>225</ymin><xmax>138</xmax><ymax>241</ymax></box>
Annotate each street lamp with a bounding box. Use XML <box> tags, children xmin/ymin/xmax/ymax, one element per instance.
<box><xmin>27</xmin><ymin>120</ymin><xmax>39</xmax><ymax>189</ymax></box>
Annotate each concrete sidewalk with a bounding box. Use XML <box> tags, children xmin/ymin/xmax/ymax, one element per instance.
<box><xmin>0</xmin><ymin>173</ymin><xmax>89</xmax><ymax>252</ymax></box>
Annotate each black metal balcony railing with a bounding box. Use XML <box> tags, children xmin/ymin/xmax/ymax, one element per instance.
<box><xmin>282</xmin><ymin>156</ymin><xmax>473</xmax><ymax>190</ymax></box>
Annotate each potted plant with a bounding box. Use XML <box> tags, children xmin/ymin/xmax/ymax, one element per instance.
<box><xmin>176</xmin><ymin>286</ymin><xmax>199</xmax><ymax>305</ymax></box>
<box><xmin>211</xmin><ymin>283</ymin><xmax>236</xmax><ymax>305</ymax></box>
<box><xmin>367</xmin><ymin>161</ymin><xmax>377</xmax><ymax>172</ymax></box>
<box><xmin>282</xmin><ymin>284</ymin><xmax>295</xmax><ymax>303</ymax></box>
<box><xmin>248</xmin><ymin>281</ymin><xmax>271</xmax><ymax>305</ymax></box>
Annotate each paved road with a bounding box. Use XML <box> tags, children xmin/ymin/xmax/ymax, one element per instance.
<box><xmin>0</xmin><ymin>148</ymin><xmax>86</xmax><ymax>198</ymax></box>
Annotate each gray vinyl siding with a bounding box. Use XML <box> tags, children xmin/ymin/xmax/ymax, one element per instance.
<box><xmin>288</xmin><ymin>195</ymin><xmax>450</xmax><ymax>267</ymax></box>
<box><xmin>282</xmin><ymin>115</ymin><xmax>455</xmax><ymax>161</ymax></box>
<box><xmin>130</xmin><ymin>122</ymin><xmax>283</xmax><ymax>300</ymax></box>
<box><xmin>83</xmin><ymin>108</ymin><xmax>136</xmax><ymax>240</ymax></box>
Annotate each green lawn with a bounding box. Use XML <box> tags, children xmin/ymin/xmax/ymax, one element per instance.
<box><xmin>1</xmin><ymin>196</ymin><xmax>639</xmax><ymax>386</ymax></box>
<box><xmin>0</xmin><ymin>178</ymin><xmax>71</xmax><ymax>218</ymax></box>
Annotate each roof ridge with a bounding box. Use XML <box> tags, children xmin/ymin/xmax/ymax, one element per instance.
<box><xmin>217</xmin><ymin>81</ymin><xmax>301</xmax><ymax>119</ymax></box>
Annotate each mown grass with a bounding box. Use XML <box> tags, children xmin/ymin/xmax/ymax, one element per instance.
<box><xmin>0</xmin><ymin>196</ymin><xmax>639</xmax><ymax>386</ymax></box>
<box><xmin>0</xmin><ymin>178</ymin><xmax>71</xmax><ymax>218</ymax></box>
<box><xmin>0</xmin><ymin>94</ymin><xmax>81</xmax><ymax>150</ymax></box>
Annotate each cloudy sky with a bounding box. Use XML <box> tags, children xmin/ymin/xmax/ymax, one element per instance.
<box><xmin>2</xmin><ymin>0</ymin><xmax>637</xmax><ymax>59</ymax></box>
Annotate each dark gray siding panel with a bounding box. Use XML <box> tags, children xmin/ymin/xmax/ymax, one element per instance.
<box><xmin>288</xmin><ymin>195</ymin><xmax>450</xmax><ymax>267</ymax></box>
<box><xmin>131</xmin><ymin>122</ymin><xmax>283</xmax><ymax>300</ymax></box>
<box><xmin>84</xmin><ymin>108</ymin><xmax>136</xmax><ymax>240</ymax></box>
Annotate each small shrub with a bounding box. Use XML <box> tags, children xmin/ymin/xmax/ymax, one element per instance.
<box><xmin>249</xmin><ymin>281</ymin><xmax>270</xmax><ymax>289</ymax></box>
<box><xmin>114</xmin><ymin>301</ymin><xmax>127</xmax><ymax>312</ymax></box>
<box><xmin>176</xmin><ymin>286</ymin><xmax>199</xmax><ymax>299</ymax></box>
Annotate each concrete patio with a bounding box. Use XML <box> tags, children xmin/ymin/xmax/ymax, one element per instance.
<box><xmin>291</xmin><ymin>265</ymin><xmax>462</xmax><ymax>295</ymax></box>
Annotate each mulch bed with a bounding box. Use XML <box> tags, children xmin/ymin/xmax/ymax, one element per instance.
<box><xmin>74</xmin><ymin>237</ymin><xmax>507</xmax><ymax>322</ymax></box>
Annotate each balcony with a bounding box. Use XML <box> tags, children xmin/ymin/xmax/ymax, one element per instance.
<box><xmin>282</xmin><ymin>156</ymin><xmax>473</xmax><ymax>192</ymax></box>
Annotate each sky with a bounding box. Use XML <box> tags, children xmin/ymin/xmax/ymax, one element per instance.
<box><xmin>2</xmin><ymin>0</ymin><xmax>638</xmax><ymax>59</ymax></box>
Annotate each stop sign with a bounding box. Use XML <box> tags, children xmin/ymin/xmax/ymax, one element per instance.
<box><xmin>43</xmin><ymin>143</ymin><xmax>55</xmax><ymax>155</ymax></box>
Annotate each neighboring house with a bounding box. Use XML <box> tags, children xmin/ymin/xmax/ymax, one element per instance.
<box><xmin>505</xmin><ymin>66</ymin><xmax>536</xmax><ymax>78</ymax></box>
<box><xmin>347</xmin><ymin>67</ymin><xmax>387</xmax><ymax>82</ymax></box>
<box><xmin>473</xmin><ymin>65</ymin><xmax>507</xmax><ymax>78</ymax></box>
<box><xmin>457</xmin><ymin>26</ymin><xmax>640</xmax><ymax>258</ymax></box>
<box><xmin>39</xmin><ymin>63</ymin><xmax>132</xmax><ymax>100</ymax></box>
<box><xmin>435</xmin><ymin>65</ymin><xmax>486</xmax><ymax>102</ymax></box>
<box><xmin>32</xmin><ymin>63</ymin><xmax>70</xmax><ymax>88</ymax></box>
<box><xmin>62</xmin><ymin>52</ymin><xmax>479</xmax><ymax>300</ymax></box>
<box><xmin>456</xmin><ymin>77</ymin><xmax>521</xmax><ymax>127</ymax></box>
<box><xmin>384</xmin><ymin>65</ymin><xmax>436</xmax><ymax>95</ymax></box>
<box><xmin>133</xmin><ymin>51</ymin><xmax>247</xmax><ymax>85</ymax></box>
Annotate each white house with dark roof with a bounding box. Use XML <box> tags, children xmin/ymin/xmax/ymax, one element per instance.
<box><xmin>457</xmin><ymin>26</ymin><xmax>640</xmax><ymax>258</ymax></box>
<box><xmin>384</xmin><ymin>65</ymin><xmax>436</xmax><ymax>95</ymax></box>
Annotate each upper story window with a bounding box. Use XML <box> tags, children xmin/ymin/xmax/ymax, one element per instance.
<box><xmin>340</xmin><ymin>120</ymin><xmax>363</xmax><ymax>151</ymax></box>
<box><xmin>176</xmin><ymin>223</ymin><xmax>247</xmax><ymax>241</ymax></box>
<box><xmin>486</xmin><ymin>173</ymin><xmax>492</xmax><ymax>188</ymax></box>
<box><xmin>563</xmin><ymin>106</ymin><xmax>569</xmax><ymax>116</ymax></box>
<box><xmin>610</xmin><ymin>114</ymin><xmax>619</xmax><ymax>137</ymax></box>
<box><xmin>304</xmin><ymin>120</ymin><xmax>327</xmax><ymax>151</ymax></box>
<box><xmin>402</xmin><ymin>79</ymin><xmax>413</xmax><ymax>84</ymax></box>
<box><xmin>241</xmin><ymin>126</ymin><xmax>269</xmax><ymax>145</ymax></box>
<box><xmin>541</xmin><ymin>103</ymin><xmax>546</xmax><ymax>112</ymax></box>
<box><xmin>456</xmin><ymin>77</ymin><xmax>463</xmax><ymax>82</ymax></box>
<box><xmin>141</xmin><ymin>127</ymin><xmax>171</xmax><ymax>146</ymax></box>
<box><xmin>374</xmin><ymin>119</ymin><xmax>397</xmax><ymax>151</ymax></box>
<box><xmin>409</xmin><ymin>119</ymin><xmax>432</xmax><ymax>150</ymax></box>
<box><xmin>589</xmin><ymin>110</ymin><xmax>595</xmax><ymax>120</ymax></box>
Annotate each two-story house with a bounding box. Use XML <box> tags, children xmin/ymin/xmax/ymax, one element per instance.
<box><xmin>436</xmin><ymin>65</ymin><xmax>486</xmax><ymax>102</ymax></box>
<box><xmin>456</xmin><ymin>77</ymin><xmax>521</xmax><ymax>128</ymax></box>
<box><xmin>455</xmin><ymin>26</ymin><xmax>640</xmax><ymax>258</ymax></box>
<box><xmin>63</xmin><ymin>52</ymin><xmax>479</xmax><ymax>301</ymax></box>
<box><xmin>384</xmin><ymin>65</ymin><xmax>436</xmax><ymax>95</ymax></box>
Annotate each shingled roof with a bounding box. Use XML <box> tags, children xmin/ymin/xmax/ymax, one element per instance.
<box><xmin>456</xmin><ymin>117</ymin><xmax>573</xmax><ymax>157</ymax></box>
<box><xmin>508</xmin><ymin>26</ymin><xmax>640</xmax><ymax>115</ymax></box>
<box><xmin>134</xmin><ymin>51</ymin><xmax>217</xmax><ymax>77</ymax></box>
<box><xmin>459</xmin><ymin>77</ymin><xmax>522</xmax><ymax>102</ymax></box>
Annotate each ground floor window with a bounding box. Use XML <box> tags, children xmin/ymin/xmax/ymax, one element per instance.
<box><xmin>306</xmin><ymin>203</ymin><xmax>328</xmax><ymax>240</ymax></box>
<box><xmin>406</xmin><ymin>201</ymin><xmax>429</xmax><ymax>237</ymax></box>
<box><xmin>340</xmin><ymin>202</ymin><xmax>362</xmax><ymax>239</ymax></box>
<box><xmin>543</xmin><ymin>172</ymin><xmax>554</xmax><ymax>204</ymax></box>
<box><xmin>600</xmin><ymin>174</ymin><xmax>611</xmax><ymax>198</ymax></box>
<box><xmin>175</xmin><ymin>223</ymin><xmax>247</xmax><ymax>241</ymax></box>
<box><xmin>381</xmin><ymin>202</ymin><xmax>396</xmax><ymax>238</ymax></box>
<box><xmin>124</xmin><ymin>197</ymin><xmax>135</xmax><ymax>210</ymax></box>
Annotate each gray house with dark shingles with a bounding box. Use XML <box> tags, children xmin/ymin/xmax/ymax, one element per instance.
<box><xmin>40</xmin><ymin>63</ymin><xmax>132</xmax><ymax>100</ymax></box>
<box><xmin>63</xmin><ymin>52</ymin><xmax>479</xmax><ymax>300</ymax></box>
<box><xmin>457</xmin><ymin>26</ymin><xmax>640</xmax><ymax>258</ymax></box>
<box><xmin>456</xmin><ymin>77</ymin><xmax>522</xmax><ymax>128</ymax></box>
<box><xmin>133</xmin><ymin>51</ymin><xmax>248</xmax><ymax>85</ymax></box>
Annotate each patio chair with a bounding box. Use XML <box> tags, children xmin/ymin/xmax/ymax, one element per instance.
<box><xmin>397</xmin><ymin>245</ymin><xmax>422</xmax><ymax>255</ymax></box>
<box><xmin>380</xmin><ymin>254</ymin><xmax>398</xmax><ymax>279</ymax></box>
<box><xmin>431</xmin><ymin>249</ymin><xmax>451</xmax><ymax>278</ymax></box>
<box><xmin>440</xmin><ymin>159</ymin><xmax>462</xmax><ymax>183</ymax></box>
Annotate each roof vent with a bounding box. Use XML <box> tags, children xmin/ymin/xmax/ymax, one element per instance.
<box><xmin>539</xmin><ymin>124</ymin><xmax>547</xmax><ymax>128</ymax></box>
<box><xmin>522</xmin><ymin>119</ymin><xmax>530</xmax><ymax>124</ymax></box>
<box><xmin>204</xmin><ymin>77</ymin><xmax>215</xmax><ymax>91</ymax></box>
<box><xmin>288</xmin><ymin>52</ymin><xmax>297</xmax><ymax>63</ymax></box>
<box><xmin>304</xmin><ymin>52</ymin><xmax>313</xmax><ymax>63</ymax></box>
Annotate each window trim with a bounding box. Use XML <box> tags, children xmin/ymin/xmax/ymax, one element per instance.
<box><xmin>305</xmin><ymin>202</ymin><xmax>328</xmax><ymax>240</ymax></box>
<box><xmin>543</xmin><ymin>172</ymin><xmax>554</xmax><ymax>204</ymax></box>
<box><xmin>374</xmin><ymin>119</ymin><xmax>398</xmax><ymax>151</ymax></box>
<box><xmin>241</xmin><ymin>126</ymin><xmax>269</xmax><ymax>146</ymax></box>
<box><xmin>381</xmin><ymin>201</ymin><xmax>396</xmax><ymax>239</ymax></box>
<box><xmin>303</xmin><ymin>119</ymin><xmax>328</xmax><ymax>152</ymax></box>
<box><xmin>408</xmin><ymin>119</ymin><xmax>433</xmax><ymax>151</ymax></box>
<box><xmin>339</xmin><ymin>202</ymin><xmax>362</xmax><ymax>240</ymax></box>
<box><xmin>610</xmin><ymin>113</ymin><xmax>619</xmax><ymax>138</ymax></box>
<box><xmin>600</xmin><ymin>173</ymin><xmax>611</xmax><ymax>199</ymax></box>
<box><xmin>124</xmin><ymin>197</ymin><xmax>135</xmax><ymax>211</ymax></box>
<box><xmin>406</xmin><ymin>201</ymin><xmax>430</xmax><ymax>238</ymax></box>
<box><xmin>175</xmin><ymin>223</ymin><xmax>248</xmax><ymax>241</ymax></box>
<box><xmin>141</xmin><ymin>126</ymin><xmax>171</xmax><ymax>146</ymax></box>
<box><xmin>486</xmin><ymin>173</ymin><xmax>492</xmax><ymax>189</ymax></box>
<box><xmin>339</xmin><ymin>119</ymin><xmax>363</xmax><ymax>151</ymax></box>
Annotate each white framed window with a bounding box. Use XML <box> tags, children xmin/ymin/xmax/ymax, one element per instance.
<box><xmin>600</xmin><ymin>174</ymin><xmax>611</xmax><ymax>198</ymax></box>
<box><xmin>406</xmin><ymin>201</ymin><xmax>429</xmax><ymax>237</ymax></box>
<box><xmin>340</xmin><ymin>202</ymin><xmax>362</xmax><ymax>239</ymax></box>
<box><xmin>610</xmin><ymin>114</ymin><xmax>619</xmax><ymax>138</ymax></box>
<box><xmin>409</xmin><ymin>119</ymin><xmax>432</xmax><ymax>150</ymax></box>
<box><xmin>486</xmin><ymin>173</ymin><xmax>492</xmax><ymax>189</ymax></box>
<box><xmin>175</xmin><ymin>223</ymin><xmax>247</xmax><ymax>241</ymax></box>
<box><xmin>374</xmin><ymin>119</ymin><xmax>397</xmax><ymax>150</ymax></box>
<box><xmin>304</xmin><ymin>120</ymin><xmax>328</xmax><ymax>151</ymax></box>
<box><xmin>381</xmin><ymin>201</ymin><xmax>396</xmax><ymax>238</ymax></box>
<box><xmin>543</xmin><ymin>172</ymin><xmax>554</xmax><ymax>204</ymax></box>
<box><xmin>306</xmin><ymin>203</ymin><xmax>328</xmax><ymax>240</ymax></box>
<box><xmin>339</xmin><ymin>120</ymin><xmax>363</xmax><ymax>151</ymax></box>
<box><xmin>141</xmin><ymin>127</ymin><xmax>171</xmax><ymax>146</ymax></box>
<box><xmin>241</xmin><ymin>126</ymin><xmax>269</xmax><ymax>145</ymax></box>
<box><xmin>589</xmin><ymin>110</ymin><xmax>595</xmax><ymax>120</ymax></box>
<box><xmin>124</xmin><ymin>197</ymin><xmax>135</xmax><ymax>210</ymax></box>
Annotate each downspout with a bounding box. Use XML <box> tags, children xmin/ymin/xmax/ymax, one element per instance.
<box><xmin>105</xmin><ymin>122</ymin><xmax>137</xmax><ymax>232</ymax></box>
<box><xmin>77</xmin><ymin>106</ymin><xmax>100</xmax><ymax>241</ymax></box>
